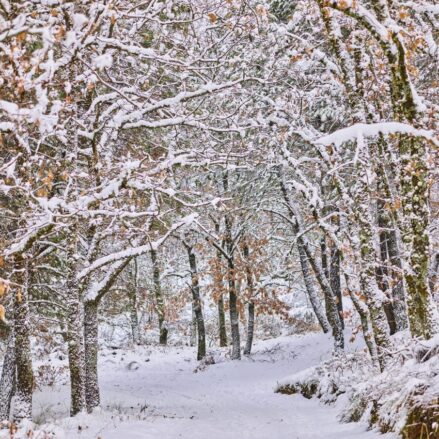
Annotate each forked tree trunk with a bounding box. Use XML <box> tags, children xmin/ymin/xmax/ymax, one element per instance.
<box><xmin>151</xmin><ymin>249</ymin><xmax>168</xmax><ymax>345</ymax></box>
<box><xmin>279</xmin><ymin>178</ymin><xmax>342</xmax><ymax>349</ymax></box>
<box><xmin>82</xmin><ymin>258</ymin><xmax>131</xmax><ymax>413</ymax></box>
<box><xmin>344</xmin><ymin>274</ymin><xmax>379</xmax><ymax>368</ymax></box>
<box><xmin>376</xmin><ymin>176</ymin><xmax>407</xmax><ymax>334</ymax></box>
<box><xmin>0</xmin><ymin>329</ymin><xmax>16</xmax><ymax>421</ymax></box>
<box><xmin>298</xmin><ymin>241</ymin><xmax>330</xmax><ymax>333</ymax></box>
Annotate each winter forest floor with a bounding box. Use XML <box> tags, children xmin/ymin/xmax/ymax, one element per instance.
<box><xmin>8</xmin><ymin>332</ymin><xmax>398</xmax><ymax>439</ymax></box>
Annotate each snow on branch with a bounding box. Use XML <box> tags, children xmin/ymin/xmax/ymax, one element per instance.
<box><xmin>316</xmin><ymin>122</ymin><xmax>439</xmax><ymax>148</ymax></box>
<box><xmin>77</xmin><ymin>213</ymin><xmax>198</xmax><ymax>280</ymax></box>
<box><xmin>402</xmin><ymin>2</ymin><xmax>439</xmax><ymax>14</ymax></box>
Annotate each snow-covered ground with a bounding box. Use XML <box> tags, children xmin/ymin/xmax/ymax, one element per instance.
<box><xmin>9</xmin><ymin>332</ymin><xmax>397</xmax><ymax>438</ymax></box>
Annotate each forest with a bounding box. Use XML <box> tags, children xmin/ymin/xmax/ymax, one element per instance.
<box><xmin>0</xmin><ymin>0</ymin><xmax>438</xmax><ymax>438</ymax></box>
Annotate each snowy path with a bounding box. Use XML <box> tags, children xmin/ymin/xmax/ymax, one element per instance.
<box><xmin>32</xmin><ymin>333</ymin><xmax>396</xmax><ymax>439</ymax></box>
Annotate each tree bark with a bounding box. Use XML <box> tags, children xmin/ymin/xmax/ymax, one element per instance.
<box><xmin>224</xmin><ymin>212</ymin><xmax>241</xmax><ymax>360</ymax></box>
<box><xmin>66</xmin><ymin>236</ymin><xmax>86</xmax><ymax>416</ymax></box>
<box><xmin>215</xmin><ymin>240</ymin><xmax>228</xmax><ymax>347</ymax></box>
<box><xmin>12</xmin><ymin>261</ymin><xmax>33</xmax><ymax>422</ymax></box>
<box><xmin>0</xmin><ymin>329</ymin><xmax>15</xmax><ymax>421</ymax></box>
<box><xmin>186</xmin><ymin>244</ymin><xmax>206</xmax><ymax>360</ymax></box>
<box><xmin>386</xmin><ymin>229</ymin><xmax>408</xmax><ymax>332</ymax></box>
<box><xmin>429</xmin><ymin>252</ymin><xmax>439</xmax><ymax>296</ymax></box>
<box><xmin>377</xmin><ymin>223</ymin><xmax>397</xmax><ymax>335</ymax></box>
<box><xmin>217</xmin><ymin>296</ymin><xmax>227</xmax><ymax>347</ymax></box>
<box><xmin>244</xmin><ymin>302</ymin><xmax>255</xmax><ymax>356</ymax></box>
<box><xmin>227</xmin><ymin>259</ymin><xmax>241</xmax><ymax>360</ymax></box>
<box><xmin>329</xmin><ymin>246</ymin><xmax>344</xmax><ymax>329</ymax></box>
<box><xmin>129</xmin><ymin>259</ymin><xmax>140</xmax><ymax>345</ymax></box>
<box><xmin>82</xmin><ymin>258</ymin><xmax>131</xmax><ymax>413</ymax></box>
<box><xmin>322</xmin><ymin>235</ymin><xmax>344</xmax><ymax>331</ymax></box>
<box><xmin>344</xmin><ymin>274</ymin><xmax>379</xmax><ymax>368</ymax></box>
<box><xmin>84</xmin><ymin>300</ymin><xmax>99</xmax><ymax>412</ymax></box>
<box><xmin>243</xmin><ymin>244</ymin><xmax>255</xmax><ymax>356</ymax></box>
<box><xmin>399</xmin><ymin>136</ymin><xmax>438</xmax><ymax>339</ymax></box>
<box><xmin>151</xmin><ymin>249</ymin><xmax>168</xmax><ymax>345</ymax></box>
<box><xmin>297</xmin><ymin>239</ymin><xmax>331</xmax><ymax>333</ymax></box>
<box><xmin>190</xmin><ymin>306</ymin><xmax>197</xmax><ymax>347</ymax></box>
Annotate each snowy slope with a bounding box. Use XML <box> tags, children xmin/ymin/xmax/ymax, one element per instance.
<box><xmin>7</xmin><ymin>332</ymin><xmax>396</xmax><ymax>439</ymax></box>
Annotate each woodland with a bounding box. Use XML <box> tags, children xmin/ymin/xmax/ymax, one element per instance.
<box><xmin>0</xmin><ymin>1</ymin><xmax>438</xmax><ymax>438</ymax></box>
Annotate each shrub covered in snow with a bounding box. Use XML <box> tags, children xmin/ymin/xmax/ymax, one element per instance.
<box><xmin>276</xmin><ymin>334</ymin><xmax>439</xmax><ymax>438</ymax></box>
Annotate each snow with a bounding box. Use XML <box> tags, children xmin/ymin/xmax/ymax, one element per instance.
<box><xmin>316</xmin><ymin>122</ymin><xmax>439</xmax><ymax>148</ymax></box>
<box><xmin>77</xmin><ymin>214</ymin><xmax>197</xmax><ymax>280</ymax></box>
<box><xmin>0</xmin><ymin>100</ymin><xmax>19</xmax><ymax>114</ymax></box>
<box><xmin>15</xmin><ymin>333</ymin><xmax>396</xmax><ymax>439</ymax></box>
<box><xmin>73</xmin><ymin>14</ymin><xmax>88</xmax><ymax>30</ymax></box>
<box><xmin>94</xmin><ymin>54</ymin><xmax>113</xmax><ymax>70</ymax></box>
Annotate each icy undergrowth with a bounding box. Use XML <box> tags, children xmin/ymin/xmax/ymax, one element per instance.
<box><xmin>276</xmin><ymin>333</ymin><xmax>439</xmax><ymax>438</ymax></box>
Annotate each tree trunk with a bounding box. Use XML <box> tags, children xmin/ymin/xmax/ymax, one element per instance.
<box><xmin>224</xmin><ymin>212</ymin><xmax>240</xmax><ymax>360</ymax></box>
<box><xmin>377</xmin><ymin>178</ymin><xmax>407</xmax><ymax>333</ymax></box>
<box><xmin>66</xmin><ymin>237</ymin><xmax>86</xmax><ymax>416</ymax></box>
<box><xmin>296</xmin><ymin>229</ymin><xmax>343</xmax><ymax>350</ymax></box>
<box><xmin>387</xmin><ymin>229</ymin><xmax>408</xmax><ymax>331</ymax></box>
<box><xmin>84</xmin><ymin>300</ymin><xmax>100</xmax><ymax>412</ymax></box>
<box><xmin>321</xmin><ymin>236</ymin><xmax>333</xmax><ymax>327</ymax></box>
<box><xmin>151</xmin><ymin>249</ymin><xmax>168</xmax><ymax>345</ymax></box>
<box><xmin>279</xmin><ymin>176</ymin><xmax>340</xmax><ymax>347</ymax></box>
<box><xmin>82</xmin><ymin>258</ymin><xmax>131</xmax><ymax>413</ymax></box>
<box><xmin>128</xmin><ymin>259</ymin><xmax>140</xmax><ymax>345</ymax></box>
<box><xmin>186</xmin><ymin>245</ymin><xmax>206</xmax><ymax>360</ymax></box>
<box><xmin>243</xmin><ymin>244</ymin><xmax>255</xmax><ymax>356</ymax></box>
<box><xmin>0</xmin><ymin>330</ymin><xmax>15</xmax><ymax>421</ymax></box>
<box><xmin>129</xmin><ymin>288</ymin><xmax>140</xmax><ymax>346</ymax></box>
<box><xmin>344</xmin><ymin>274</ymin><xmax>379</xmax><ymax>368</ymax></box>
<box><xmin>330</xmin><ymin>246</ymin><xmax>344</xmax><ymax>329</ymax></box>
<box><xmin>244</xmin><ymin>302</ymin><xmax>255</xmax><ymax>356</ymax></box>
<box><xmin>429</xmin><ymin>252</ymin><xmax>439</xmax><ymax>296</ymax></box>
<box><xmin>399</xmin><ymin>136</ymin><xmax>438</xmax><ymax>339</ymax></box>
<box><xmin>12</xmin><ymin>262</ymin><xmax>33</xmax><ymax>422</ymax></box>
<box><xmin>215</xmin><ymin>243</ymin><xmax>228</xmax><ymax>347</ymax></box>
<box><xmin>298</xmin><ymin>240</ymin><xmax>331</xmax><ymax>333</ymax></box>
<box><xmin>358</xmin><ymin>220</ymin><xmax>392</xmax><ymax>371</ymax></box>
<box><xmin>227</xmin><ymin>259</ymin><xmax>241</xmax><ymax>360</ymax></box>
<box><xmin>217</xmin><ymin>296</ymin><xmax>227</xmax><ymax>347</ymax></box>
<box><xmin>377</xmin><ymin>224</ymin><xmax>397</xmax><ymax>335</ymax></box>
<box><xmin>321</xmin><ymin>236</ymin><xmax>344</xmax><ymax>334</ymax></box>
<box><xmin>190</xmin><ymin>306</ymin><xmax>196</xmax><ymax>347</ymax></box>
